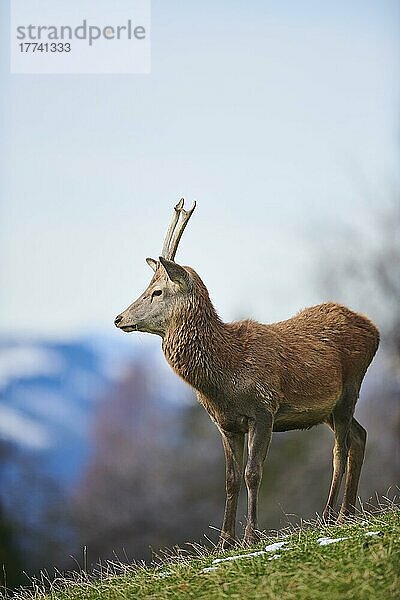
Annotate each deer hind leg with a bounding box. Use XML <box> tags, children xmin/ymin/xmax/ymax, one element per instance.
<box><xmin>338</xmin><ymin>418</ymin><xmax>366</xmax><ymax>521</ymax></box>
<box><xmin>322</xmin><ymin>412</ymin><xmax>351</xmax><ymax>523</ymax></box>
<box><xmin>218</xmin><ymin>431</ymin><xmax>245</xmax><ymax>549</ymax></box>
<box><xmin>243</xmin><ymin>412</ymin><xmax>273</xmax><ymax>546</ymax></box>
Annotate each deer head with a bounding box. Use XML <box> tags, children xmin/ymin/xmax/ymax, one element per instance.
<box><xmin>114</xmin><ymin>199</ymin><xmax>196</xmax><ymax>336</ymax></box>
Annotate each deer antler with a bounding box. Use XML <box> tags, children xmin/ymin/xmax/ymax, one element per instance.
<box><xmin>161</xmin><ymin>198</ymin><xmax>196</xmax><ymax>261</ymax></box>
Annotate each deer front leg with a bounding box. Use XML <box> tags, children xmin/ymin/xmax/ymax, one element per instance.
<box><xmin>218</xmin><ymin>431</ymin><xmax>244</xmax><ymax>550</ymax></box>
<box><xmin>244</xmin><ymin>413</ymin><xmax>273</xmax><ymax>546</ymax></box>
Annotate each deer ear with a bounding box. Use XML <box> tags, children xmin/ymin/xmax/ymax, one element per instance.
<box><xmin>146</xmin><ymin>257</ymin><xmax>158</xmax><ymax>272</ymax></box>
<box><xmin>159</xmin><ymin>256</ymin><xmax>191</xmax><ymax>291</ymax></box>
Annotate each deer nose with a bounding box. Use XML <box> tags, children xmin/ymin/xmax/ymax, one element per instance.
<box><xmin>114</xmin><ymin>315</ymin><xmax>123</xmax><ymax>327</ymax></box>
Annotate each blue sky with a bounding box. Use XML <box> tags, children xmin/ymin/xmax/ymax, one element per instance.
<box><xmin>0</xmin><ymin>0</ymin><xmax>398</xmax><ymax>337</ymax></box>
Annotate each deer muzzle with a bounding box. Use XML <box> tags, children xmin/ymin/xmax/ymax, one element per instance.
<box><xmin>114</xmin><ymin>314</ymin><xmax>138</xmax><ymax>332</ymax></box>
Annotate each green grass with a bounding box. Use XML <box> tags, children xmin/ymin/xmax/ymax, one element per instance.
<box><xmin>9</xmin><ymin>508</ymin><xmax>400</xmax><ymax>600</ymax></box>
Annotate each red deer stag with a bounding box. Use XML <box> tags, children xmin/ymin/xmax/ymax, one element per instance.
<box><xmin>114</xmin><ymin>199</ymin><xmax>379</xmax><ymax>548</ymax></box>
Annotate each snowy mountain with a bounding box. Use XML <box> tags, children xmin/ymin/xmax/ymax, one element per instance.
<box><xmin>0</xmin><ymin>334</ymin><xmax>188</xmax><ymax>485</ymax></box>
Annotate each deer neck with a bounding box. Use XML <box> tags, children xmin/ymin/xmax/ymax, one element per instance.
<box><xmin>162</xmin><ymin>299</ymin><xmax>230</xmax><ymax>394</ymax></box>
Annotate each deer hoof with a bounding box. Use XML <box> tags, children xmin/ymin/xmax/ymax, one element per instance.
<box><xmin>336</xmin><ymin>510</ymin><xmax>354</xmax><ymax>524</ymax></box>
<box><xmin>322</xmin><ymin>508</ymin><xmax>337</xmax><ymax>524</ymax></box>
<box><xmin>243</xmin><ymin>531</ymin><xmax>260</xmax><ymax>547</ymax></box>
<box><xmin>216</xmin><ymin>536</ymin><xmax>237</xmax><ymax>552</ymax></box>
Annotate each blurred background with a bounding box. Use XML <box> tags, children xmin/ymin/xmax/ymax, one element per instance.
<box><xmin>0</xmin><ymin>0</ymin><xmax>399</xmax><ymax>590</ymax></box>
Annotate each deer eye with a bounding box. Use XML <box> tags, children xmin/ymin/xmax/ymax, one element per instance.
<box><xmin>151</xmin><ymin>289</ymin><xmax>162</xmax><ymax>301</ymax></box>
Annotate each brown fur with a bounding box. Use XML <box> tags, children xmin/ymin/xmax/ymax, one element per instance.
<box><xmin>164</xmin><ymin>269</ymin><xmax>378</xmax><ymax>433</ymax></box>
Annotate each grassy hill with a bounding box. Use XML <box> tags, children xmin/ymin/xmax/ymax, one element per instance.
<box><xmin>10</xmin><ymin>508</ymin><xmax>399</xmax><ymax>600</ymax></box>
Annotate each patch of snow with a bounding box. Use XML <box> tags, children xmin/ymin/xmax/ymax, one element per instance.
<box><xmin>365</xmin><ymin>531</ymin><xmax>381</xmax><ymax>537</ymax></box>
<box><xmin>264</xmin><ymin>541</ymin><xmax>287</xmax><ymax>552</ymax></box>
<box><xmin>213</xmin><ymin>550</ymin><xmax>267</xmax><ymax>564</ymax></box>
<box><xmin>201</xmin><ymin>566</ymin><xmax>219</xmax><ymax>573</ymax></box>
<box><xmin>268</xmin><ymin>554</ymin><xmax>281</xmax><ymax>560</ymax></box>
<box><xmin>11</xmin><ymin>388</ymin><xmax>87</xmax><ymax>436</ymax></box>
<box><xmin>317</xmin><ymin>537</ymin><xmax>348</xmax><ymax>546</ymax></box>
<box><xmin>0</xmin><ymin>345</ymin><xmax>65</xmax><ymax>389</ymax></box>
<box><xmin>15</xmin><ymin>388</ymin><xmax>78</xmax><ymax>421</ymax></box>
<box><xmin>0</xmin><ymin>405</ymin><xmax>52</xmax><ymax>450</ymax></box>
<box><xmin>157</xmin><ymin>570</ymin><xmax>172</xmax><ymax>578</ymax></box>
